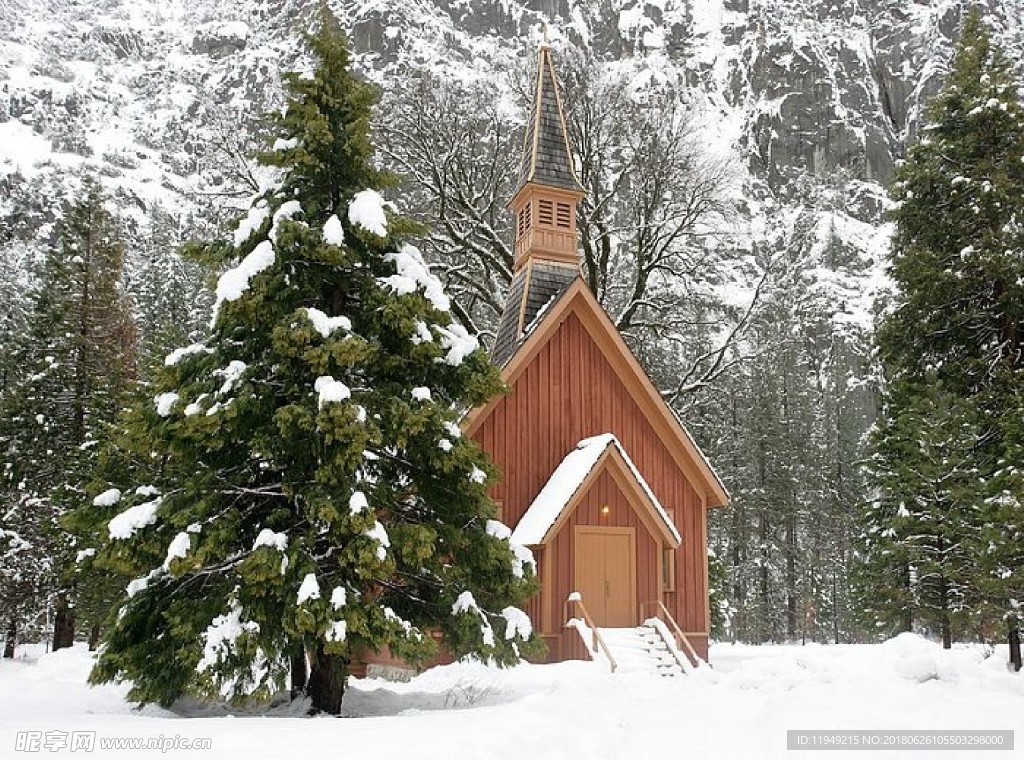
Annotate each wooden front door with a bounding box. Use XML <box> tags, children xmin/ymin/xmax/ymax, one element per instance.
<box><xmin>574</xmin><ymin>527</ymin><xmax>636</xmax><ymax>627</ymax></box>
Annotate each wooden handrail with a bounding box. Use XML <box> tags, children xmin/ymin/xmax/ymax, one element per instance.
<box><xmin>564</xmin><ymin>593</ymin><xmax>618</xmax><ymax>672</ymax></box>
<box><xmin>642</xmin><ymin>599</ymin><xmax>704</xmax><ymax>668</ymax></box>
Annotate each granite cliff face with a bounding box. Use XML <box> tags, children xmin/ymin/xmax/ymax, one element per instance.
<box><xmin>2</xmin><ymin>0</ymin><xmax>1023</xmax><ymax>322</ymax></box>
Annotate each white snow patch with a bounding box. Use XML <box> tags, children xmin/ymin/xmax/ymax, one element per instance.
<box><xmin>164</xmin><ymin>343</ymin><xmax>212</xmax><ymax>367</ymax></box>
<box><xmin>322</xmin><ymin>214</ymin><xmax>345</xmax><ymax>246</ymax></box>
<box><xmin>326</xmin><ymin>620</ymin><xmax>347</xmax><ymax>642</ymax></box>
<box><xmin>330</xmin><ymin>587</ymin><xmax>347</xmax><ymax>610</ymax></box>
<box><xmin>269</xmin><ymin>200</ymin><xmax>303</xmax><ymax>243</ymax></box>
<box><xmin>365</xmin><ymin>521</ymin><xmax>390</xmax><ymax>561</ymax></box>
<box><xmin>315</xmin><ymin>376</ymin><xmax>351</xmax><ymax>408</ymax></box>
<box><xmin>437</xmin><ymin>324</ymin><xmax>478</xmax><ymax>366</ymax></box>
<box><xmin>108</xmin><ymin>498</ymin><xmax>161</xmax><ymax>540</ymax></box>
<box><xmin>411</xmin><ymin>386</ymin><xmax>432</xmax><ymax>402</ymax></box>
<box><xmin>233</xmin><ymin>203</ymin><xmax>270</xmax><ymax>248</ymax></box>
<box><xmin>252</xmin><ymin>529</ymin><xmax>288</xmax><ymax>553</ymax></box>
<box><xmin>349</xmin><ymin>491</ymin><xmax>368</xmax><ymax>515</ymax></box>
<box><xmin>348</xmin><ymin>189</ymin><xmax>389</xmax><ymax>237</ymax></box>
<box><xmin>214</xmin><ymin>240</ymin><xmax>275</xmax><ymax>312</ymax></box>
<box><xmin>511</xmin><ymin>434</ymin><xmax>679</xmax><ymax>545</ymax></box>
<box><xmin>297</xmin><ymin>574</ymin><xmax>320</xmax><ymax>605</ymax></box>
<box><xmin>501</xmin><ymin>606</ymin><xmax>532</xmax><ymax>640</ymax></box>
<box><xmin>154</xmin><ymin>392</ymin><xmax>179</xmax><ymax>417</ymax></box>
<box><xmin>92</xmin><ymin>488</ymin><xmax>122</xmax><ymax>507</ymax></box>
<box><xmin>304</xmin><ymin>307</ymin><xmax>350</xmax><ymax>337</ymax></box>
<box><xmin>380</xmin><ymin>244</ymin><xmax>450</xmax><ymax>312</ymax></box>
<box><xmin>162</xmin><ymin>532</ymin><xmax>191</xmax><ymax>570</ymax></box>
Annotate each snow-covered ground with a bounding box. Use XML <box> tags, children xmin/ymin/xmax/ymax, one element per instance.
<box><xmin>1</xmin><ymin>635</ymin><xmax>1020</xmax><ymax>759</ymax></box>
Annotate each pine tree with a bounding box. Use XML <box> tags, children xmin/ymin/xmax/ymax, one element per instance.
<box><xmin>0</xmin><ymin>179</ymin><xmax>137</xmax><ymax>652</ymax></box>
<box><xmin>81</xmin><ymin>16</ymin><xmax>538</xmax><ymax>716</ymax></box>
<box><xmin>859</xmin><ymin>9</ymin><xmax>1024</xmax><ymax>649</ymax></box>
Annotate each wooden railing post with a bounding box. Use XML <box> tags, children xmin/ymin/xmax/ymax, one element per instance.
<box><xmin>564</xmin><ymin>592</ymin><xmax>617</xmax><ymax>673</ymax></box>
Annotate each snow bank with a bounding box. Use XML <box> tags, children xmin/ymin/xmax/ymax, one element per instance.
<box><xmin>4</xmin><ymin>636</ymin><xmax>1024</xmax><ymax>758</ymax></box>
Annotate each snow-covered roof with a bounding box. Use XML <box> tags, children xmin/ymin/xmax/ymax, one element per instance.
<box><xmin>511</xmin><ymin>434</ymin><xmax>681</xmax><ymax>546</ymax></box>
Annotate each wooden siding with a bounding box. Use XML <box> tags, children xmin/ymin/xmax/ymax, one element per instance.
<box><xmin>472</xmin><ymin>311</ymin><xmax>709</xmax><ymax>640</ymax></box>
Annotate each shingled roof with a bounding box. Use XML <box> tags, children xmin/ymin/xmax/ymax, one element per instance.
<box><xmin>517</xmin><ymin>45</ymin><xmax>582</xmax><ymax>193</ymax></box>
<box><xmin>490</xmin><ymin>261</ymin><xmax>579</xmax><ymax>367</ymax></box>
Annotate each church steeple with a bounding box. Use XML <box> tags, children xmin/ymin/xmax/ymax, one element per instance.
<box><xmin>508</xmin><ymin>44</ymin><xmax>584</xmax><ymax>273</ymax></box>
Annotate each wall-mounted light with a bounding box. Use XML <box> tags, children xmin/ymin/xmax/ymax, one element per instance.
<box><xmin>600</xmin><ymin>505</ymin><xmax>610</xmax><ymax>516</ymax></box>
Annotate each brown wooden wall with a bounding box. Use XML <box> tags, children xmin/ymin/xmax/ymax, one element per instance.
<box><xmin>472</xmin><ymin>310</ymin><xmax>709</xmax><ymax>638</ymax></box>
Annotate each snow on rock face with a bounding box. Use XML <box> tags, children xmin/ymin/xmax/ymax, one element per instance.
<box><xmin>92</xmin><ymin>488</ymin><xmax>122</xmax><ymax>507</ymax></box>
<box><xmin>233</xmin><ymin>203</ymin><xmax>270</xmax><ymax>248</ymax></box>
<box><xmin>154</xmin><ymin>392</ymin><xmax>180</xmax><ymax>417</ymax></box>
<box><xmin>380</xmin><ymin>244</ymin><xmax>450</xmax><ymax>312</ymax></box>
<box><xmin>162</xmin><ymin>531</ymin><xmax>192</xmax><ymax>570</ymax></box>
<box><xmin>214</xmin><ymin>240</ymin><xmax>275</xmax><ymax>313</ymax></box>
<box><xmin>296</xmin><ymin>573</ymin><xmax>320</xmax><ymax>604</ymax></box>
<box><xmin>304</xmin><ymin>307</ymin><xmax>350</xmax><ymax>337</ymax></box>
<box><xmin>108</xmin><ymin>498</ymin><xmax>161</xmax><ymax>540</ymax></box>
<box><xmin>322</xmin><ymin>214</ymin><xmax>345</xmax><ymax>246</ymax></box>
<box><xmin>364</xmin><ymin>520</ymin><xmax>390</xmax><ymax>561</ymax></box>
<box><xmin>348</xmin><ymin>189</ymin><xmax>389</xmax><ymax>237</ymax></box>
<box><xmin>315</xmin><ymin>375</ymin><xmax>351</xmax><ymax>408</ymax></box>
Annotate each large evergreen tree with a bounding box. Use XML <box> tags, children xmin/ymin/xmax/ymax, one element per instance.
<box><xmin>858</xmin><ymin>8</ymin><xmax>1024</xmax><ymax>649</ymax></box>
<box><xmin>81</xmin><ymin>17</ymin><xmax>537</xmax><ymax>716</ymax></box>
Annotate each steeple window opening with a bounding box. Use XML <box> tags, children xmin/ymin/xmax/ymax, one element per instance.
<box><xmin>538</xmin><ymin>199</ymin><xmax>554</xmax><ymax>227</ymax></box>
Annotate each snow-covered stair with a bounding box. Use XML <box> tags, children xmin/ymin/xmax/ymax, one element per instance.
<box><xmin>597</xmin><ymin>625</ymin><xmax>687</xmax><ymax>677</ymax></box>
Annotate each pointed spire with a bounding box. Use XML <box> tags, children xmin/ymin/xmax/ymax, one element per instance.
<box><xmin>516</xmin><ymin>45</ymin><xmax>582</xmax><ymax>194</ymax></box>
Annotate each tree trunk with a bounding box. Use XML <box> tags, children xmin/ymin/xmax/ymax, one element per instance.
<box><xmin>3</xmin><ymin>619</ymin><xmax>15</xmax><ymax>658</ymax></box>
<box><xmin>87</xmin><ymin>624</ymin><xmax>101</xmax><ymax>652</ymax></box>
<box><xmin>291</xmin><ymin>646</ymin><xmax>308</xmax><ymax>697</ymax></box>
<box><xmin>52</xmin><ymin>596</ymin><xmax>75</xmax><ymax>651</ymax></box>
<box><xmin>306</xmin><ymin>644</ymin><xmax>347</xmax><ymax>715</ymax></box>
<box><xmin>1009</xmin><ymin>625</ymin><xmax>1022</xmax><ymax>673</ymax></box>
